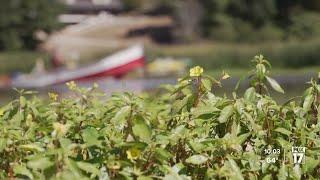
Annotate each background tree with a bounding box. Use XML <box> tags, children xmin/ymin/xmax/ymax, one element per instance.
<box><xmin>0</xmin><ymin>0</ymin><xmax>63</xmax><ymax>50</ymax></box>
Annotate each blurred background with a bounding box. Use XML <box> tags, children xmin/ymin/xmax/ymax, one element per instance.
<box><xmin>0</xmin><ymin>0</ymin><xmax>320</xmax><ymax>103</ymax></box>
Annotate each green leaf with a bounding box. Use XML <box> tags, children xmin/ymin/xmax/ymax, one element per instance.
<box><xmin>164</xmin><ymin>173</ymin><xmax>190</xmax><ymax>180</ymax></box>
<box><xmin>295</xmin><ymin>118</ymin><xmax>305</xmax><ymax>129</ymax></box>
<box><xmin>201</xmin><ymin>78</ymin><xmax>212</xmax><ymax>91</ymax></box>
<box><xmin>163</xmin><ymin>164</ymin><xmax>190</xmax><ymax>180</ymax></box>
<box><xmin>19</xmin><ymin>143</ymin><xmax>44</xmax><ymax>152</ymax></box>
<box><xmin>76</xmin><ymin>161</ymin><xmax>101</xmax><ymax>176</ymax></box>
<box><xmin>188</xmin><ymin>141</ymin><xmax>206</xmax><ymax>153</ymax></box>
<box><xmin>137</xmin><ymin>176</ymin><xmax>153</xmax><ymax>180</ymax></box>
<box><xmin>59</xmin><ymin>138</ymin><xmax>72</xmax><ymax>151</ymax></box>
<box><xmin>303</xmin><ymin>94</ymin><xmax>314</xmax><ymax>112</ymax></box>
<box><xmin>119</xmin><ymin>141</ymin><xmax>148</xmax><ymax>149</ymax></box>
<box><xmin>99</xmin><ymin>167</ymin><xmax>110</xmax><ymax>180</ymax></box>
<box><xmin>82</xmin><ymin>127</ymin><xmax>101</xmax><ymax>147</ymax></box>
<box><xmin>302</xmin><ymin>156</ymin><xmax>319</xmax><ymax>173</ymax></box>
<box><xmin>237</xmin><ymin>133</ymin><xmax>251</xmax><ymax>144</ymax></box>
<box><xmin>186</xmin><ymin>155</ymin><xmax>208</xmax><ymax>165</ymax></box>
<box><xmin>235</xmin><ymin>75</ymin><xmax>246</xmax><ymax>92</ymax></box>
<box><xmin>191</xmin><ymin>106</ymin><xmax>219</xmax><ymax>118</ymax></box>
<box><xmin>276</xmin><ymin>137</ymin><xmax>291</xmax><ymax>148</ymax></box>
<box><xmin>11</xmin><ymin>111</ymin><xmax>23</xmax><ymax>126</ymax></box>
<box><xmin>266</xmin><ymin>76</ymin><xmax>284</xmax><ymax>94</ymax></box>
<box><xmin>111</xmin><ymin>105</ymin><xmax>131</xmax><ymax>129</ymax></box>
<box><xmin>277</xmin><ymin>164</ymin><xmax>287</xmax><ymax>180</ymax></box>
<box><xmin>29</xmin><ymin>104</ymin><xmax>39</xmax><ymax>117</ymax></box>
<box><xmin>20</xmin><ymin>96</ymin><xmax>27</xmax><ymax>108</ymax></box>
<box><xmin>132</xmin><ymin>115</ymin><xmax>152</xmax><ymax>142</ymax></box>
<box><xmin>244</xmin><ymin>87</ymin><xmax>256</xmax><ymax>102</ymax></box>
<box><xmin>27</xmin><ymin>157</ymin><xmax>54</xmax><ymax>170</ymax></box>
<box><xmin>317</xmin><ymin>84</ymin><xmax>320</xmax><ymax>93</ymax></box>
<box><xmin>59</xmin><ymin>170</ymin><xmax>79</xmax><ymax>180</ymax></box>
<box><xmin>274</xmin><ymin>128</ymin><xmax>292</xmax><ymax>136</ymax></box>
<box><xmin>218</xmin><ymin>105</ymin><xmax>234</xmax><ymax>123</ymax></box>
<box><xmin>171</xmin><ymin>82</ymin><xmax>189</xmax><ymax>95</ymax></box>
<box><xmin>172</xmin><ymin>95</ymin><xmax>189</xmax><ymax>113</ymax></box>
<box><xmin>169</xmin><ymin>125</ymin><xmax>187</xmax><ymax>142</ymax></box>
<box><xmin>65</xmin><ymin>158</ymin><xmax>83</xmax><ymax>178</ymax></box>
<box><xmin>256</xmin><ymin>64</ymin><xmax>266</xmax><ymax>79</ymax></box>
<box><xmin>13</xmin><ymin>164</ymin><xmax>34</xmax><ymax>180</ymax></box>
<box><xmin>225</xmin><ymin>158</ymin><xmax>244</xmax><ymax>180</ymax></box>
<box><xmin>0</xmin><ymin>138</ymin><xmax>7</xmax><ymax>152</ymax></box>
<box><xmin>155</xmin><ymin>148</ymin><xmax>172</xmax><ymax>162</ymax></box>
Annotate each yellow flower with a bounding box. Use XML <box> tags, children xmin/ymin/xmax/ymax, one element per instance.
<box><xmin>189</xmin><ymin>66</ymin><xmax>204</xmax><ymax>77</ymax></box>
<box><xmin>66</xmin><ymin>81</ymin><xmax>77</xmax><ymax>90</ymax></box>
<box><xmin>126</xmin><ymin>148</ymin><xmax>141</xmax><ymax>160</ymax></box>
<box><xmin>48</xmin><ymin>92</ymin><xmax>58</xmax><ymax>101</ymax></box>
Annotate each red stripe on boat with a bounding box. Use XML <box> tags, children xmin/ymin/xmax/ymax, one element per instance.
<box><xmin>59</xmin><ymin>57</ymin><xmax>145</xmax><ymax>83</ymax></box>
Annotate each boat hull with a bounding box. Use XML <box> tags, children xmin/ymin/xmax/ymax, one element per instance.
<box><xmin>11</xmin><ymin>45</ymin><xmax>145</xmax><ymax>88</ymax></box>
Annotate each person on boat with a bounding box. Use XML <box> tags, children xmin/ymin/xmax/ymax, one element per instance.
<box><xmin>32</xmin><ymin>58</ymin><xmax>46</xmax><ymax>74</ymax></box>
<box><xmin>51</xmin><ymin>48</ymin><xmax>64</xmax><ymax>68</ymax></box>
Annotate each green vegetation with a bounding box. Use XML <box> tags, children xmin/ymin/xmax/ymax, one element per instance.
<box><xmin>0</xmin><ymin>0</ymin><xmax>63</xmax><ymax>50</ymax></box>
<box><xmin>1</xmin><ymin>56</ymin><xmax>320</xmax><ymax>179</ymax></box>
<box><xmin>149</xmin><ymin>39</ymin><xmax>320</xmax><ymax>69</ymax></box>
<box><xmin>0</xmin><ymin>51</ymin><xmax>49</xmax><ymax>75</ymax></box>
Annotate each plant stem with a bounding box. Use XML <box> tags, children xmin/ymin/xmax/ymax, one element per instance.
<box><xmin>125</xmin><ymin>106</ymin><xmax>134</xmax><ymax>141</ymax></box>
<box><xmin>193</xmin><ymin>77</ymin><xmax>201</xmax><ymax>107</ymax></box>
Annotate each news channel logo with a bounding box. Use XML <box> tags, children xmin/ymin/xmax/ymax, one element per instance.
<box><xmin>291</xmin><ymin>146</ymin><xmax>306</xmax><ymax>164</ymax></box>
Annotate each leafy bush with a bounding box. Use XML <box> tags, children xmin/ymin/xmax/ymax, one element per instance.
<box><xmin>0</xmin><ymin>56</ymin><xmax>320</xmax><ymax>179</ymax></box>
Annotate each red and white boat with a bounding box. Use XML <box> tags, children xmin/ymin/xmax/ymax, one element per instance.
<box><xmin>11</xmin><ymin>45</ymin><xmax>145</xmax><ymax>88</ymax></box>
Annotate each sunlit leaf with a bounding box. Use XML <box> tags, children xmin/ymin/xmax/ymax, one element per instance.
<box><xmin>303</xmin><ymin>94</ymin><xmax>314</xmax><ymax>112</ymax></box>
<box><xmin>19</xmin><ymin>143</ymin><xmax>44</xmax><ymax>152</ymax></box>
<box><xmin>82</xmin><ymin>127</ymin><xmax>101</xmax><ymax>147</ymax></box>
<box><xmin>274</xmin><ymin>128</ymin><xmax>292</xmax><ymax>136</ymax></box>
<box><xmin>244</xmin><ymin>87</ymin><xmax>256</xmax><ymax>102</ymax></box>
<box><xmin>266</xmin><ymin>76</ymin><xmax>284</xmax><ymax>94</ymax></box>
<box><xmin>186</xmin><ymin>155</ymin><xmax>208</xmax><ymax>165</ymax></box>
<box><xmin>132</xmin><ymin>115</ymin><xmax>152</xmax><ymax>142</ymax></box>
<box><xmin>218</xmin><ymin>105</ymin><xmax>234</xmax><ymax>123</ymax></box>
<box><xmin>27</xmin><ymin>157</ymin><xmax>54</xmax><ymax>170</ymax></box>
<box><xmin>76</xmin><ymin>161</ymin><xmax>101</xmax><ymax>176</ymax></box>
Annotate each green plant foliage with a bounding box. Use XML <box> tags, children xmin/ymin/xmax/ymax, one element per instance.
<box><xmin>0</xmin><ymin>56</ymin><xmax>320</xmax><ymax>179</ymax></box>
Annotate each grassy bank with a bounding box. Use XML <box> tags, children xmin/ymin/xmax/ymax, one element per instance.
<box><xmin>148</xmin><ymin>39</ymin><xmax>320</xmax><ymax>70</ymax></box>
